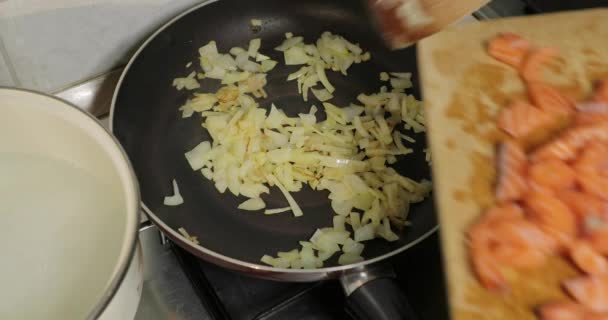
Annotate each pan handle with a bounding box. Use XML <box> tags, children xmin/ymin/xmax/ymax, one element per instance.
<box><xmin>341</xmin><ymin>264</ymin><xmax>418</xmax><ymax>320</ymax></box>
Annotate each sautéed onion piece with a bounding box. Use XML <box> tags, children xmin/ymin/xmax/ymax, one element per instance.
<box><xmin>164</xmin><ymin>179</ymin><xmax>184</xmax><ymax>206</ymax></box>
<box><xmin>279</xmin><ymin>32</ymin><xmax>371</xmax><ymax>102</ymax></box>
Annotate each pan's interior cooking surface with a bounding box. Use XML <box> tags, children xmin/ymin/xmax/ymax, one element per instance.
<box><xmin>113</xmin><ymin>0</ymin><xmax>436</xmax><ymax>266</ymax></box>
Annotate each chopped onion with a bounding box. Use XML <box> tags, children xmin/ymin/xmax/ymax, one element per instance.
<box><xmin>256</xmin><ymin>53</ymin><xmax>270</xmax><ymax>62</ymax></box>
<box><xmin>264</xmin><ymin>207</ymin><xmax>291</xmax><ymax>215</ymax></box>
<box><xmin>172</xmin><ymin>71</ymin><xmax>200</xmax><ymax>90</ymax></box>
<box><xmin>287</xmin><ymin>66</ymin><xmax>309</xmax><ymax>81</ymax></box>
<box><xmin>230</xmin><ymin>46</ymin><xmax>246</xmax><ymax>56</ymax></box>
<box><xmin>350</xmin><ymin>212</ymin><xmax>361</xmax><ymax>230</ymax></box>
<box><xmin>354</xmin><ymin>223</ymin><xmax>375</xmax><ymax>242</ymax></box>
<box><xmin>311</xmin><ymin>88</ymin><xmax>333</xmax><ymax>102</ymax></box>
<box><xmin>342</xmin><ymin>238</ymin><xmax>364</xmax><ymax>255</ymax></box>
<box><xmin>333</xmin><ymin>215</ymin><xmax>346</xmax><ymax>231</ymax></box>
<box><xmin>284</xmin><ymin>46</ymin><xmax>311</xmax><ymax>65</ymax></box>
<box><xmin>238</xmin><ymin>198</ymin><xmax>266</xmax><ymax>211</ymax></box>
<box><xmin>338</xmin><ymin>253</ymin><xmax>364</xmax><ymax>265</ymax></box>
<box><xmin>260</xmin><ymin>255</ymin><xmax>290</xmax><ymax>268</ymax></box>
<box><xmin>222</xmin><ymin>71</ymin><xmax>251</xmax><ymax>85</ymax></box>
<box><xmin>178</xmin><ymin>227</ymin><xmax>199</xmax><ymax>244</ymax></box>
<box><xmin>240</xmin><ymin>183</ymin><xmax>269</xmax><ymax>199</ymax></box>
<box><xmin>184</xmin><ymin>141</ymin><xmax>211</xmax><ymax>170</ymax></box>
<box><xmin>199</xmin><ymin>41</ymin><xmax>218</xmax><ymax>57</ymax></box>
<box><xmin>299</xmin><ymin>245</ymin><xmax>319</xmax><ymax>269</ymax></box>
<box><xmin>390</xmin><ymin>77</ymin><xmax>412</xmax><ymax>90</ymax></box>
<box><xmin>377</xmin><ymin>217</ymin><xmax>399</xmax><ymax>241</ymax></box>
<box><xmin>315</xmin><ymin>63</ymin><xmax>335</xmax><ymax>93</ymax></box>
<box><xmin>275</xmin><ymin>36</ymin><xmax>303</xmax><ymax>51</ymax></box>
<box><xmin>318</xmin><ymin>250</ymin><xmax>337</xmax><ymax>262</ymax></box>
<box><xmin>278</xmin><ymin>249</ymin><xmax>299</xmax><ymax>261</ymax></box>
<box><xmin>201</xmin><ymin>167</ymin><xmax>213</xmax><ymax>179</ymax></box>
<box><xmin>390</xmin><ymin>72</ymin><xmax>411</xmax><ymax>79</ymax></box>
<box><xmin>248</xmin><ymin>38</ymin><xmax>261</xmax><ymax>58</ymax></box>
<box><xmin>164</xmin><ymin>179</ymin><xmax>184</xmax><ymax>206</ymax></box>
<box><xmin>179</xmin><ymin>104</ymin><xmax>195</xmax><ymax>118</ymax></box>
<box><xmin>260</xmin><ymin>60</ymin><xmax>278</xmax><ymax>72</ymax></box>
<box><xmin>205</xmin><ymin>67</ymin><xmax>227</xmax><ymax>80</ymax></box>
<box><xmin>268</xmin><ymin>174</ymin><xmax>304</xmax><ymax>217</ymax></box>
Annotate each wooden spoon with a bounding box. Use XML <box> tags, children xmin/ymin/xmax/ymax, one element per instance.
<box><xmin>367</xmin><ymin>0</ymin><xmax>489</xmax><ymax>49</ymax></box>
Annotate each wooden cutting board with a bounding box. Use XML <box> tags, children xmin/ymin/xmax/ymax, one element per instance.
<box><xmin>417</xmin><ymin>9</ymin><xmax>608</xmax><ymax>320</ymax></box>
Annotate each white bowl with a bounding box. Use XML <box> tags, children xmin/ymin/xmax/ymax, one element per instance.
<box><xmin>0</xmin><ymin>88</ymin><xmax>141</xmax><ymax>319</ymax></box>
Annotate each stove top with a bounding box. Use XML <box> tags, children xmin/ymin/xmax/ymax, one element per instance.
<box><xmin>49</xmin><ymin>0</ymin><xmax>605</xmax><ymax>319</ymax></box>
<box><xmin>172</xmin><ymin>233</ymin><xmax>448</xmax><ymax>320</ymax></box>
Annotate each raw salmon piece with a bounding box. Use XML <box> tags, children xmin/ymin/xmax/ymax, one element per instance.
<box><xmin>494</xmin><ymin>243</ymin><xmax>547</xmax><ymax>268</ymax></box>
<box><xmin>531</xmin><ymin>122</ymin><xmax>608</xmax><ymax>162</ymax></box>
<box><xmin>587</xmin><ymin>228</ymin><xmax>608</xmax><ymax>255</ymax></box>
<box><xmin>575</xmin><ymin>102</ymin><xmax>608</xmax><ymax>125</ymax></box>
<box><xmin>559</xmin><ymin>190</ymin><xmax>607</xmax><ymax>221</ymax></box>
<box><xmin>470</xmin><ymin>244</ymin><xmax>507</xmax><ymax>291</ymax></box>
<box><xmin>538</xmin><ymin>301</ymin><xmax>587</xmax><ymax>320</ymax></box>
<box><xmin>498</xmin><ymin>100</ymin><xmax>553</xmax><ymax>139</ymax></box>
<box><xmin>529</xmin><ymin>82</ymin><xmax>575</xmax><ymax>115</ymax></box>
<box><xmin>539</xmin><ymin>301</ymin><xmax>608</xmax><ymax>320</ymax></box>
<box><xmin>578</xmin><ymin>173</ymin><xmax>608</xmax><ymax>201</ymax></box>
<box><xmin>594</xmin><ymin>80</ymin><xmax>608</xmax><ymax>104</ymax></box>
<box><xmin>483</xmin><ymin>202</ymin><xmax>525</xmax><ymax>222</ymax></box>
<box><xmin>492</xmin><ymin>221</ymin><xmax>552</xmax><ymax>268</ymax></box>
<box><xmin>493</xmin><ymin>218</ymin><xmax>556</xmax><ymax>252</ymax></box>
<box><xmin>573</xmin><ymin>141</ymin><xmax>608</xmax><ymax>173</ymax></box>
<box><xmin>487</xmin><ymin>33</ymin><xmax>532</xmax><ymax>67</ymax></box>
<box><xmin>495</xmin><ymin>141</ymin><xmax>528</xmax><ymax>202</ymax></box>
<box><xmin>563</xmin><ymin>275</ymin><xmax>608</xmax><ymax>313</ymax></box>
<box><xmin>468</xmin><ymin>203</ymin><xmax>524</xmax><ymax>241</ymax></box>
<box><xmin>479</xmin><ymin>203</ymin><xmax>555</xmax><ymax>267</ymax></box>
<box><xmin>520</xmin><ymin>47</ymin><xmax>560</xmax><ymax>83</ymax></box>
<box><xmin>467</xmin><ymin>203</ymin><xmax>528</xmax><ymax>291</ymax></box>
<box><xmin>468</xmin><ymin>222</ymin><xmax>508</xmax><ymax>291</ymax></box>
<box><xmin>569</xmin><ymin>241</ymin><xmax>608</xmax><ymax>275</ymax></box>
<box><xmin>574</xmin><ymin>142</ymin><xmax>608</xmax><ymax>200</ymax></box>
<box><xmin>525</xmin><ymin>192</ymin><xmax>577</xmax><ymax>246</ymax></box>
<box><xmin>529</xmin><ymin>158</ymin><xmax>576</xmax><ymax>192</ymax></box>
<box><xmin>587</xmin><ymin>313</ymin><xmax>608</xmax><ymax>320</ymax></box>
<box><xmin>576</xmin><ymin>113</ymin><xmax>608</xmax><ymax>126</ymax></box>
<box><xmin>576</xmin><ymin>102</ymin><xmax>608</xmax><ymax>114</ymax></box>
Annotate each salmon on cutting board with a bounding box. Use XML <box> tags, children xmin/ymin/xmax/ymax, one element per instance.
<box><xmin>418</xmin><ymin>8</ymin><xmax>608</xmax><ymax>320</ymax></box>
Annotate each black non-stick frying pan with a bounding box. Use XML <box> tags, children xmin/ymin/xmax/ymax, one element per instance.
<box><xmin>111</xmin><ymin>0</ymin><xmax>437</xmax><ymax>318</ymax></box>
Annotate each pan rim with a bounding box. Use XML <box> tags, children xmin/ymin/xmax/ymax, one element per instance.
<box><xmin>110</xmin><ymin>0</ymin><xmax>438</xmax><ymax>280</ymax></box>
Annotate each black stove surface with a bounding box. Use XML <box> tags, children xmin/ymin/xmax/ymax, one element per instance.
<box><xmin>172</xmin><ymin>233</ymin><xmax>448</xmax><ymax>320</ymax></box>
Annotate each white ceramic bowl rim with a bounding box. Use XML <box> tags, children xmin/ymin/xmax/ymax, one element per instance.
<box><xmin>0</xmin><ymin>86</ymin><xmax>141</xmax><ymax>319</ymax></box>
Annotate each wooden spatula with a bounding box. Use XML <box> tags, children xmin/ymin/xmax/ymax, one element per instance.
<box><xmin>366</xmin><ymin>0</ymin><xmax>489</xmax><ymax>49</ymax></box>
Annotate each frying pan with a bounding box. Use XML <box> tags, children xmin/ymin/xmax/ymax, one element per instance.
<box><xmin>110</xmin><ymin>0</ymin><xmax>437</xmax><ymax>318</ymax></box>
